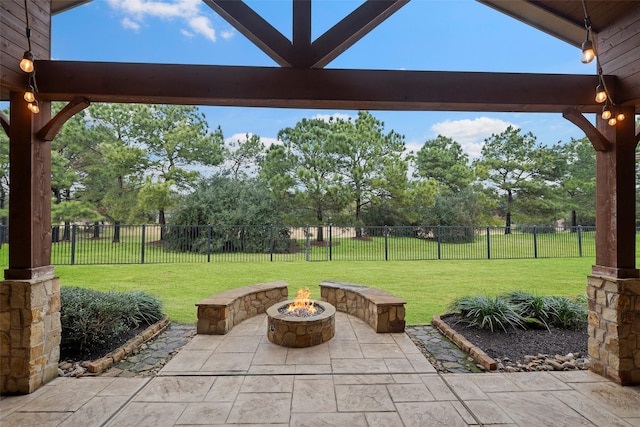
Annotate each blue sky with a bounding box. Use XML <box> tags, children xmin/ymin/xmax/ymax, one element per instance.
<box><xmin>47</xmin><ymin>0</ymin><xmax>594</xmax><ymax>158</ymax></box>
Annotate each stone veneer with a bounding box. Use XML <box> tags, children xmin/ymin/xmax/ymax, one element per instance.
<box><xmin>587</xmin><ymin>275</ymin><xmax>640</xmax><ymax>385</ymax></box>
<box><xmin>196</xmin><ymin>281</ymin><xmax>289</xmax><ymax>334</ymax></box>
<box><xmin>320</xmin><ymin>281</ymin><xmax>406</xmax><ymax>333</ymax></box>
<box><xmin>0</xmin><ymin>275</ymin><xmax>61</xmax><ymax>395</ymax></box>
<box><xmin>266</xmin><ymin>300</ymin><xmax>336</xmax><ymax>347</ymax></box>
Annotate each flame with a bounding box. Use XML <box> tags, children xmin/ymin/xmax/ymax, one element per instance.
<box><xmin>287</xmin><ymin>288</ymin><xmax>316</xmax><ymax>315</ymax></box>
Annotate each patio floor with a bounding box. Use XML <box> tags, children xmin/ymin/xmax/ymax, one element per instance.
<box><xmin>2</xmin><ymin>312</ymin><xmax>639</xmax><ymax>426</ymax></box>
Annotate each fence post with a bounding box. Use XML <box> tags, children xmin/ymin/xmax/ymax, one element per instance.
<box><xmin>269</xmin><ymin>224</ymin><xmax>274</xmax><ymax>262</ymax></box>
<box><xmin>578</xmin><ymin>225</ymin><xmax>583</xmax><ymax>257</ymax></box>
<box><xmin>70</xmin><ymin>224</ymin><xmax>77</xmax><ymax>265</ymax></box>
<box><xmin>329</xmin><ymin>224</ymin><xmax>333</xmax><ymax>261</ymax></box>
<box><xmin>141</xmin><ymin>224</ymin><xmax>146</xmax><ymax>264</ymax></box>
<box><xmin>437</xmin><ymin>225</ymin><xmax>441</xmax><ymax>260</ymax></box>
<box><xmin>384</xmin><ymin>225</ymin><xmax>389</xmax><ymax>261</ymax></box>
<box><xmin>207</xmin><ymin>225</ymin><xmax>212</xmax><ymax>263</ymax></box>
<box><xmin>533</xmin><ymin>225</ymin><xmax>538</xmax><ymax>259</ymax></box>
<box><xmin>486</xmin><ymin>226</ymin><xmax>491</xmax><ymax>259</ymax></box>
<box><xmin>305</xmin><ymin>225</ymin><xmax>310</xmax><ymax>261</ymax></box>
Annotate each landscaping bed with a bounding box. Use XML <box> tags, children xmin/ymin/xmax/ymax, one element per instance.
<box><xmin>436</xmin><ymin>291</ymin><xmax>589</xmax><ymax>372</ymax></box>
<box><xmin>440</xmin><ymin>314</ymin><xmax>588</xmax><ymax>372</ymax></box>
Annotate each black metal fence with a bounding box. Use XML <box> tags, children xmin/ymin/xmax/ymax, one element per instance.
<box><xmin>0</xmin><ymin>224</ymin><xmax>598</xmax><ymax>265</ymax></box>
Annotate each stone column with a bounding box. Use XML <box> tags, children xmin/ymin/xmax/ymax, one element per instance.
<box><xmin>587</xmin><ymin>276</ymin><xmax>640</xmax><ymax>385</ymax></box>
<box><xmin>0</xmin><ymin>275</ymin><xmax>61</xmax><ymax>394</ymax></box>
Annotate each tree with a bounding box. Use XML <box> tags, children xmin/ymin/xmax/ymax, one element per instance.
<box><xmin>166</xmin><ymin>175</ymin><xmax>291</xmax><ymax>253</ymax></box>
<box><xmin>473</xmin><ymin>126</ymin><xmax>564</xmax><ymax>233</ymax></box>
<box><xmin>135</xmin><ymin>105</ymin><xmax>224</xmax><ymax>237</ymax></box>
<box><xmin>265</xmin><ymin>118</ymin><xmax>347</xmax><ymax>241</ymax></box>
<box><xmin>84</xmin><ymin>104</ymin><xmax>149</xmax><ymax>242</ymax></box>
<box><xmin>223</xmin><ymin>133</ymin><xmax>264</xmax><ymax>180</ymax></box>
<box><xmin>50</xmin><ymin>104</ymin><xmax>101</xmax><ymax>241</ymax></box>
<box><xmin>414</xmin><ymin>135</ymin><xmax>474</xmax><ymax>193</ymax></box>
<box><xmin>332</xmin><ymin>111</ymin><xmax>408</xmax><ymax>237</ymax></box>
<box><xmin>560</xmin><ymin>137</ymin><xmax>595</xmax><ymax>227</ymax></box>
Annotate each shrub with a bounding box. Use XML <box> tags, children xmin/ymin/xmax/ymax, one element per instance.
<box><xmin>448</xmin><ymin>295</ymin><xmax>524</xmax><ymax>332</ymax></box>
<box><xmin>546</xmin><ymin>296</ymin><xmax>587</xmax><ymax>330</ymax></box>
<box><xmin>61</xmin><ymin>287</ymin><xmax>163</xmax><ymax>357</ymax></box>
<box><xmin>503</xmin><ymin>291</ymin><xmax>553</xmax><ymax>331</ymax></box>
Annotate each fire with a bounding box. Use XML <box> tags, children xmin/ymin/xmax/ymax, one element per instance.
<box><xmin>287</xmin><ymin>288</ymin><xmax>316</xmax><ymax>316</ymax></box>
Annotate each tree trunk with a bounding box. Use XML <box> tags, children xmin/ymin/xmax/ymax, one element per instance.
<box><xmin>113</xmin><ymin>221</ymin><xmax>121</xmax><ymax>243</ymax></box>
<box><xmin>571</xmin><ymin>210</ymin><xmax>577</xmax><ymax>231</ymax></box>
<box><xmin>93</xmin><ymin>221</ymin><xmax>100</xmax><ymax>239</ymax></box>
<box><xmin>63</xmin><ymin>221</ymin><xmax>71</xmax><ymax>241</ymax></box>
<box><xmin>504</xmin><ymin>190</ymin><xmax>513</xmax><ymax>235</ymax></box>
<box><xmin>316</xmin><ymin>207</ymin><xmax>323</xmax><ymax>242</ymax></box>
<box><xmin>159</xmin><ymin>209</ymin><xmax>166</xmax><ymax>241</ymax></box>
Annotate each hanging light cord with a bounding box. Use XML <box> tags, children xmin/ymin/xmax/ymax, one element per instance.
<box><xmin>23</xmin><ymin>0</ymin><xmax>31</xmax><ymax>52</ymax></box>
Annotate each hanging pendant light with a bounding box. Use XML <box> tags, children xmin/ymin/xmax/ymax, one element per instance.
<box><xmin>601</xmin><ymin>103</ymin><xmax>612</xmax><ymax>120</ymax></box>
<box><xmin>20</xmin><ymin>51</ymin><xmax>34</xmax><ymax>73</ymax></box>
<box><xmin>23</xmin><ymin>85</ymin><xmax>35</xmax><ymax>103</ymax></box>
<box><xmin>595</xmin><ymin>82</ymin><xmax>607</xmax><ymax>103</ymax></box>
<box><xmin>27</xmin><ymin>100</ymin><xmax>39</xmax><ymax>114</ymax></box>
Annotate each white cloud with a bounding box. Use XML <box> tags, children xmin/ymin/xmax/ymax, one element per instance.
<box><xmin>225</xmin><ymin>133</ymin><xmax>280</xmax><ymax>149</ymax></box>
<box><xmin>121</xmin><ymin>17</ymin><xmax>141</xmax><ymax>31</ymax></box>
<box><xmin>181</xmin><ymin>29</ymin><xmax>194</xmax><ymax>38</ymax></box>
<box><xmin>108</xmin><ymin>0</ymin><xmax>224</xmax><ymax>43</ymax></box>
<box><xmin>312</xmin><ymin>113</ymin><xmax>353</xmax><ymax>123</ymax></box>
<box><xmin>189</xmin><ymin>16</ymin><xmax>216</xmax><ymax>42</ymax></box>
<box><xmin>221</xmin><ymin>30</ymin><xmax>235</xmax><ymax>40</ymax></box>
<box><xmin>431</xmin><ymin>117</ymin><xmax>516</xmax><ymax>159</ymax></box>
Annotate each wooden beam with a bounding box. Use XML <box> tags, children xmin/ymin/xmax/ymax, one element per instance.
<box><xmin>292</xmin><ymin>0</ymin><xmax>312</xmax><ymax>68</ymax></box>
<box><xmin>37</xmin><ymin>96</ymin><xmax>90</xmax><ymax>141</ymax></box>
<box><xmin>0</xmin><ymin>111</ymin><xmax>8</xmax><ymax>136</ymax></box>
<box><xmin>477</xmin><ymin>0</ymin><xmax>586</xmax><ymax>48</ymax></box>
<box><xmin>34</xmin><ymin>60</ymin><xmax>606</xmax><ymax>113</ymax></box>
<box><xmin>562</xmin><ymin>108</ymin><xmax>611</xmax><ymax>151</ymax></box>
<box><xmin>311</xmin><ymin>0</ymin><xmax>409</xmax><ymax>68</ymax></box>
<box><xmin>202</xmin><ymin>0</ymin><xmax>292</xmax><ymax>67</ymax></box>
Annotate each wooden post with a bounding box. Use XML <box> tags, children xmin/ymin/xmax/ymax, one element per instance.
<box><xmin>592</xmin><ymin>105</ymin><xmax>638</xmax><ymax>279</ymax></box>
<box><xmin>4</xmin><ymin>92</ymin><xmax>53</xmax><ymax>280</ymax></box>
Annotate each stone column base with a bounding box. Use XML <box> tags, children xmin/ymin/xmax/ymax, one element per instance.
<box><xmin>0</xmin><ymin>275</ymin><xmax>61</xmax><ymax>395</ymax></box>
<box><xmin>587</xmin><ymin>275</ymin><xmax>640</xmax><ymax>385</ymax></box>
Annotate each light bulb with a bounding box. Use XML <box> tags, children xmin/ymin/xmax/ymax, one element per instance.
<box><xmin>607</xmin><ymin>117</ymin><xmax>617</xmax><ymax>126</ymax></box>
<box><xmin>20</xmin><ymin>51</ymin><xmax>34</xmax><ymax>73</ymax></box>
<box><xmin>23</xmin><ymin>89</ymin><xmax>35</xmax><ymax>103</ymax></box>
<box><xmin>601</xmin><ymin>104</ymin><xmax>611</xmax><ymax>120</ymax></box>
<box><xmin>27</xmin><ymin>101</ymin><xmax>39</xmax><ymax>114</ymax></box>
<box><xmin>595</xmin><ymin>84</ymin><xmax>607</xmax><ymax>103</ymax></box>
<box><xmin>581</xmin><ymin>40</ymin><xmax>595</xmax><ymax>64</ymax></box>
<box><xmin>616</xmin><ymin>111</ymin><xmax>625</xmax><ymax>121</ymax></box>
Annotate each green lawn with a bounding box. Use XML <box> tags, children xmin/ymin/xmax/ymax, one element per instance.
<box><xmin>45</xmin><ymin>258</ymin><xmax>596</xmax><ymax>325</ymax></box>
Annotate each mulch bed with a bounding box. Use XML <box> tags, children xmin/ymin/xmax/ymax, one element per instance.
<box><xmin>60</xmin><ymin>325</ymin><xmax>148</xmax><ymax>362</ymax></box>
<box><xmin>441</xmin><ymin>314</ymin><xmax>588</xmax><ymax>362</ymax></box>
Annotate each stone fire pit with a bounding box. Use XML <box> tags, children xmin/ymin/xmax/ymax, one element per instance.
<box><xmin>266</xmin><ymin>299</ymin><xmax>336</xmax><ymax>348</ymax></box>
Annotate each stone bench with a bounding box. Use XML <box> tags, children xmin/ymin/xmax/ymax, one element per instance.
<box><xmin>319</xmin><ymin>280</ymin><xmax>406</xmax><ymax>333</ymax></box>
<box><xmin>196</xmin><ymin>281</ymin><xmax>288</xmax><ymax>334</ymax></box>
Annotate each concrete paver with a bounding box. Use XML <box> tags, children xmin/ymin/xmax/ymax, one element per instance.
<box><xmin>2</xmin><ymin>312</ymin><xmax>639</xmax><ymax>426</ymax></box>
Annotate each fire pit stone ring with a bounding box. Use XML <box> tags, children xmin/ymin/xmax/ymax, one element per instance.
<box><xmin>266</xmin><ymin>300</ymin><xmax>336</xmax><ymax>348</ymax></box>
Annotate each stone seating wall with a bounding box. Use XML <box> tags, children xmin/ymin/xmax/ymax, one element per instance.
<box><xmin>196</xmin><ymin>281</ymin><xmax>288</xmax><ymax>334</ymax></box>
<box><xmin>319</xmin><ymin>280</ymin><xmax>406</xmax><ymax>333</ymax></box>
